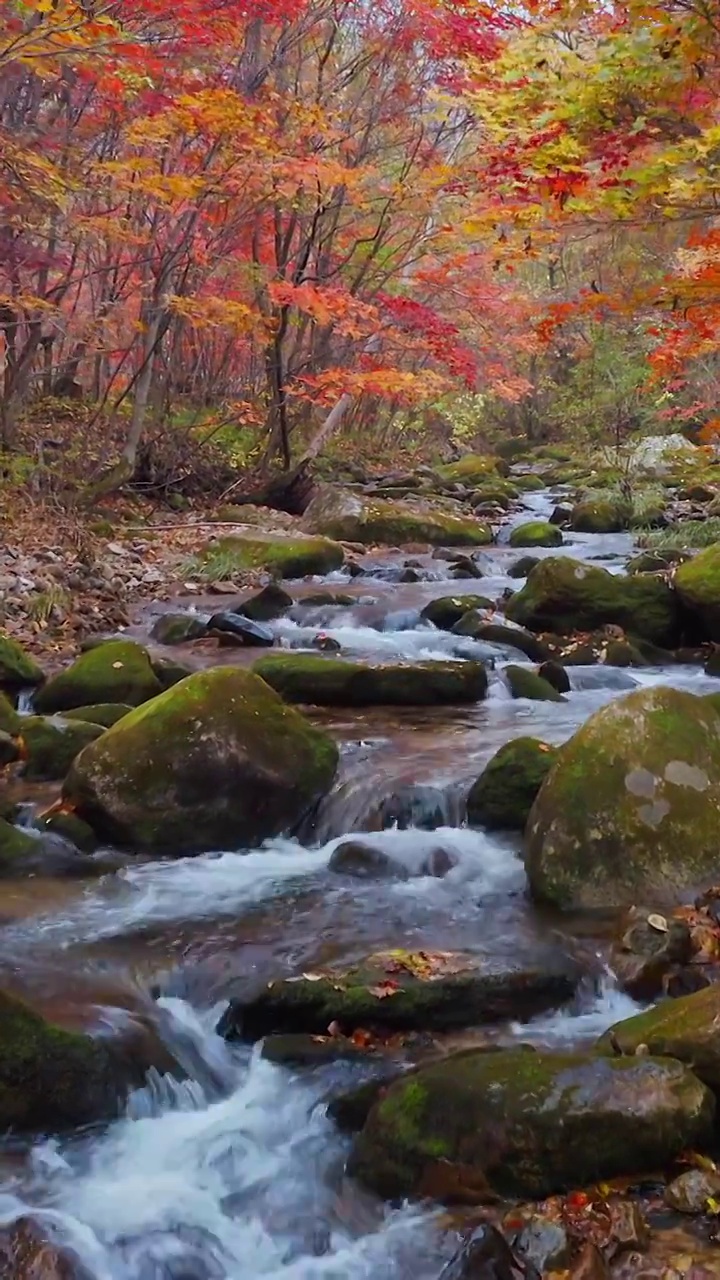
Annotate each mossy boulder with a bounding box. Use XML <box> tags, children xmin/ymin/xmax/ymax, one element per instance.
<box><xmin>506</xmin><ymin>557</ymin><xmax>679</xmax><ymax>646</ymax></box>
<box><xmin>0</xmin><ymin>988</ymin><xmax>126</xmax><ymax>1131</ymax></box>
<box><xmin>420</xmin><ymin>596</ymin><xmax>493</xmax><ymax>630</ymax></box>
<box><xmin>217</xmin><ymin>949</ymin><xmax>580</xmax><ymax>1041</ymax></box>
<box><xmin>302</xmin><ymin>486</ymin><xmax>492</xmax><ymax>547</ymax></box>
<box><xmin>199</xmin><ymin>532</ymin><xmax>344</xmax><ymax>579</ymax></box>
<box><xmin>20</xmin><ymin>716</ymin><xmax>106</xmax><ymax>781</ymax></box>
<box><xmin>0</xmin><ymin>635</ymin><xmax>43</xmax><ymax>691</ymax></box>
<box><xmin>34</xmin><ymin>811</ymin><xmax>99</xmax><ymax>854</ymax></box>
<box><xmin>509</xmin><ymin>522</ymin><xmax>563</xmax><ymax>549</ymax></box>
<box><xmin>434</xmin><ymin>454</ymin><xmax>502</xmax><ymax>486</ymax></box>
<box><xmin>514</xmin><ymin>473</ymin><xmax>547</xmax><ymax>492</ymax></box>
<box><xmin>675</xmin><ymin>547</ymin><xmax>720</xmax><ymax>640</ymax></box>
<box><xmin>525</xmin><ymin>686</ymin><xmax>720</xmax><ymax>911</ymax></box>
<box><xmin>0</xmin><ymin>819</ymin><xmax>43</xmax><ymax>871</ymax></box>
<box><xmin>597</xmin><ymin>986</ymin><xmax>720</xmax><ymax>1093</ymax></box>
<box><xmin>505</xmin><ymin>665</ymin><xmax>565</xmax><ymax>701</ymax></box>
<box><xmin>508</xmin><ymin>555</ymin><xmax>540</xmax><ymax>579</ymax></box>
<box><xmin>348</xmin><ymin>1049</ymin><xmax>713</xmax><ymax>1202</ymax></box>
<box><xmin>253</xmin><ymin>655</ymin><xmax>488</xmax><ymax>707</ymax></box>
<box><xmin>150</xmin><ymin>613</ymin><xmax>209</xmax><ymax>645</ymax></box>
<box><xmin>63</xmin><ymin>667</ymin><xmax>338</xmax><ymax>855</ymax></box>
<box><xmin>63</xmin><ymin>703</ymin><xmax>133</xmax><ymax>728</ymax></box>
<box><xmin>0</xmin><ymin>691</ymin><xmax>20</xmax><ymax>736</ymax></box>
<box><xmin>570</xmin><ymin>500</ymin><xmax>630</xmax><ymax>533</ymax></box>
<box><xmin>467</xmin><ymin>738</ymin><xmax>558</xmax><ymax>832</ymax></box>
<box><xmin>34</xmin><ymin>640</ymin><xmax>162</xmax><ymax>714</ymax></box>
<box><xmin>451</xmin><ymin>617</ymin><xmax>550</xmax><ymax>662</ymax></box>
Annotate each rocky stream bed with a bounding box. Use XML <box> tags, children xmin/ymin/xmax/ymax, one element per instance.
<box><xmin>3</xmin><ymin>458</ymin><xmax>720</xmax><ymax>1277</ymax></box>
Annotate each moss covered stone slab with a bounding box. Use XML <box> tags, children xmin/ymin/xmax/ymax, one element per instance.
<box><xmin>420</xmin><ymin>596</ymin><xmax>493</xmax><ymax>630</ymax></box>
<box><xmin>20</xmin><ymin>716</ymin><xmax>106</xmax><ymax>781</ymax></box>
<box><xmin>597</xmin><ymin>986</ymin><xmax>720</xmax><ymax>1092</ymax></box>
<box><xmin>467</xmin><ymin>738</ymin><xmax>558</xmax><ymax>831</ymax></box>
<box><xmin>348</xmin><ymin>1049</ymin><xmax>714</xmax><ymax>1202</ymax></box>
<box><xmin>253</xmin><ymin>655</ymin><xmax>488</xmax><ymax>706</ymax></box>
<box><xmin>0</xmin><ymin>635</ymin><xmax>43</xmax><ymax>691</ymax></box>
<box><xmin>525</xmin><ymin>686</ymin><xmax>720</xmax><ymax>911</ymax></box>
<box><xmin>509</xmin><ymin>521</ymin><xmax>563</xmax><ymax>548</ymax></box>
<box><xmin>505</xmin><ymin>665</ymin><xmax>566</xmax><ymax>701</ymax></box>
<box><xmin>198</xmin><ymin>532</ymin><xmax>344</xmax><ymax>579</ymax></box>
<box><xmin>34</xmin><ymin>640</ymin><xmax>162</xmax><ymax>714</ymax></box>
<box><xmin>217</xmin><ymin>949</ymin><xmax>580</xmax><ymax>1042</ymax></box>
<box><xmin>506</xmin><ymin>557</ymin><xmax>679</xmax><ymax>646</ymax></box>
<box><xmin>675</xmin><ymin>546</ymin><xmax>720</xmax><ymax>641</ymax></box>
<box><xmin>302</xmin><ymin>486</ymin><xmax>492</xmax><ymax>548</ymax></box>
<box><xmin>63</xmin><ymin>667</ymin><xmax>338</xmax><ymax>855</ymax></box>
<box><xmin>0</xmin><ymin>988</ymin><xmax>122</xmax><ymax>1131</ymax></box>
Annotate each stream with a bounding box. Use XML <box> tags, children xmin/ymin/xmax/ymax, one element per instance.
<box><xmin>0</xmin><ymin>479</ymin><xmax>714</xmax><ymax>1278</ymax></box>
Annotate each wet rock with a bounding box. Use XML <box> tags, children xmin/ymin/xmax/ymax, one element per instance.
<box><xmin>261</xmin><ymin>1033</ymin><xmax>369</xmax><ymax>1067</ymax></box>
<box><xmin>63</xmin><ymin>702</ymin><xmax>133</xmax><ymax>728</ymax></box>
<box><xmin>626</xmin><ymin>549</ymin><xmax>690</xmax><ymax>575</ymax></box>
<box><xmin>609</xmin><ymin>906</ymin><xmax>693</xmax><ymax>1000</ymax></box>
<box><xmin>34</xmin><ymin>810</ymin><xmax>99</xmax><ymax>854</ymax></box>
<box><xmin>435</xmin><ymin>455</ymin><xmax>505</xmax><ymax>486</ymax></box>
<box><xmin>506</xmin><ymin>558</ymin><xmax>679</xmax><ymax>646</ymax></box>
<box><xmin>570</xmin><ymin>500</ymin><xmax>630</xmax><ymax>533</ymax></box>
<box><xmin>150</xmin><ymin>613</ymin><xmax>209</xmax><ymax>645</ymax></box>
<box><xmin>440</xmin><ymin>1225</ymin><xmax>539</xmax><ymax>1280</ymax></box>
<box><xmin>0</xmin><ymin>988</ymin><xmax>126</xmax><ymax>1130</ymax></box>
<box><xmin>421</xmin><ymin>596</ymin><xmax>493</xmax><ymax>630</ymax></box>
<box><xmin>449</xmin><ymin>555</ymin><xmax>485</xmax><ymax>580</ymax></box>
<box><xmin>0</xmin><ymin>818</ymin><xmax>100</xmax><ymax>876</ymax></box>
<box><xmin>348</xmin><ymin>1049</ymin><xmax>713</xmax><ymax>1201</ymax></box>
<box><xmin>34</xmin><ymin>639</ymin><xmax>162</xmax><ymax>713</ymax></box>
<box><xmin>508</xmin><ymin>555</ymin><xmax>540</xmax><ymax>579</ymax></box>
<box><xmin>20</xmin><ymin>715</ymin><xmax>106</xmax><ymax>781</ymax></box>
<box><xmin>664</xmin><ymin>1168</ymin><xmax>720</xmax><ymax>1213</ymax></box>
<box><xmin>236</xmin><ymin>582</ymin><xmax>293</xmax><ymax>621</ymax></box>
<box><xmin>0</xmin><ymin>729</ymin><xmax>20</xmax><ymax>765</ymax></box>
<box><xmin>328</xmin><ymin>838</ymin><xmax>456</xmax><ymax>880</ymax></box>
<box><xmin>450</xmin><ymin>618</ymin><xmax>550</xmax><ymax>662</ymax></box>
<box><xmin>0</xmin><ymin>1216</ymin><xmax>92</xmax><ymax>1279</ymax></box>
<box><xmin>549</xmin><ymin>503</ymin><xmax>573</xmax><ymax>526</ymax></box>
<box><xmin>310</xmin><ymin>633</ymin><xmax>342</xmax><ymax>652</ymax></box>
<box><xmin>63</xmin><ymin>667</ymin><xmax>338</xmax><ymax>856</ymax></box>
<box><xmin>364</xmin><ymin>784</ymin><xmax>455</xmax><ymax>831</ymax></box>
<box><xmin>150</xmin><ymin>654</ymin><xmax>193</xmax><ymax>690</ymax></box>
<box><xmin>302</xmin><ymin>486</ymin><xmax>493</xmax><ymax>547</ymax></box>
<box><xmin>513</xmin><ymin>1217</ymin><xmax>571</xmax><ymax>1272</ymax></box>
<box><xmin>504</xmin><ymin>665</ymin><xmax>566</xmax><ymax>701</ymax></box>
<box><xmin>568</xmin><ymin>1242</ymin><xmax>610</xmax><ymax>1280</ymax></box>
<box><xmin>195</xmin><ymin>532</ymin><xmax>345</xmax><ymax>579</ymax></box>
<box><xmin>207</xmin><ymin>611</ymin><xmax>275</xmax><ymax>646</ymax></box>
<box><xmin>0</xmin><ymin>690</ymin><xmax>20</xmax><ymax>735</ymax></box>
<box><xmin>597</xmin><ymin>983</ymin><xmax>720</xmax><ymax>1093</ymax></box>
<box><xmin>538</xmin><ymin>660</ymin><xmax>571</xmax><ymax>693</ymax></box>
<box><xmin>466</xmin><ymin>737</ymin><xmax>558</xmax><ymax>832</ymax></box>
<box><xmin>299</xmin><ymin>591</ymin><xmax>356</xmax><ymax>608</ymax></box>
<box><xmin>253</xmin><ymin>655</ymin><xmax>488</xmax><ymax>706</ymax></box>
<box><xmin>509</xmin><ymin>521</ymin><xmax>563</xmax><ymax>548</ymax></box>
<box><xmin>605</xmin><ymin>1198</ymin><xmax>649</xmax><ymax>1255</ymax></box>
<box><xmin>217</xmin><ymin>949</ymin><xmax>580</xmax><ymax>1041</ymax></box>
<box><xmin>676</xmin><ymin>546</ymin><xmax>720</xmax><ymax>640</ymax></box>
<box><xmin>0</xmin><ymin>635</ymin><xmax>43</xmax><ymax>691</ymax></box>
<box><xmin>525</xmin><ymin>686</ymin><xmax>720</xmax><ymax>910</ymax></box>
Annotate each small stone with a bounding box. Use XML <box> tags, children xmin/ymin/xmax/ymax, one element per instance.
<box><xmin>513</xmin><ymin>1216</ymin><xmax>570</xmax><ymax>1272</ymax></box>
<box><xmin>665</xmin><ymin>1168</ymin><xmax>720</xmax><ymax>1214</ymax></box>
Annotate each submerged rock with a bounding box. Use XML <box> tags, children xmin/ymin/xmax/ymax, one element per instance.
<box><xmin>421</xmin><ymin>595</ymin><xmax>493</xmax><ymax>630</ymax></box>
<box><xmin>504</xmin><ymin>665</ymin><xmax>565</xmax><ymax>701</ymax></box>
<box><xmin>508</xmin><ymin>555</ymin><xmax>540</xmax><ymax>579</ymax></box>
<box><xmin>597</xmin><ymin>984</ymin><xmax>720</xmax><ymax>1092</ymax></box>
<box><xmin>328</xmin><ymin>838</ymin><xmax>456</xmax><ymax>880</ymax></box>
<box><xmin>0</xmin><ymin>635</ymin><xmax>43</xmax><ymax>691</ymax></box>
<box><xmin>34</xmin><ymin>640</ymin><xmax>162</xmax><ymax>713</ymax></box>
<box><xmin>509</xmin><ymin>521</ymin><xmax>563</xmax><ymax>548</ymax></box>
<box><xmin>63</xmin><ymin>667</ymin><xmax>338</xmax><ymax>855</ymax></box>
<box><xmin>253</xmin><ymin>655</ymin><xmax>488</xmax><ymax>706</ymax></box>
<box><xmin>348</xmin><ymin>1049</ymin><xmax>713</xmax><ymax>1201</ymax></box>
<box><xmin>0</xmin><ymin>1217</ymin><xmax>93</xmax><ymax>1280</ymax></box>
<box><xmin>525</xmin><ymin>686</ymin><xmax>720</xmax><ymax>910</ymax></box>
<box><xmin>506</xmin><ymin>558</ymin><xmax>679</xmax><ymax>646</ymax></box>
<box><xmin>467</xmin><ymin>738</ymin><xmax>558</xmax><ymax>832</ymax></box>
<box><xmin>217</xmin><ymin>949</ymin><xmax>580</xmax><ymax>1041</ymax></box>
<box><xmin>302</xmin><ymin>486</ymin><xmax>493</xmax><ymax>547</ymax></box>
<box><xmin>450</xmin><ymin>618</ymin><xmax>549</xmax><ymax>662</ymax></box>
<box><xmin>440</xmin><ymin>1225</ymin><xmax>540</xmax><ymax>1280</ymax></box>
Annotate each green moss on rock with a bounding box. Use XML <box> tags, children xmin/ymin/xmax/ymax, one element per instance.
<box><xmin>570</xmin><ymin>500</ymin><xmax>631</xmax><ymax>533</ymax></box>
<box><xmin>675</xmin><ymin>546</ymin><xmax>720</xmax><ymax>641</ymax></box>
<box><xmin>505</xmin><ymin>665</ymin><xmax>565</xmax><ymax>701</ymax></box>
<box><xmin>467</xmin><ymin>737</ymin><xmax>558</xmax><ymax>832</ymax></box>
<box><xmin>20</xmin><ymin>716</ymin><xmax>106</xmax><ymax>781</ymax></box>
<box><xmin>506</xmin><ymin>557</ymin><xmax>679</xmax><ymax>646</ymax></box>
<box><xmin>509</xmin><ymin>522</ymin><xmax>563</xmax><ymax>549</ymax></box>
<box><xmin>253</xmin><ymin>655</ymin><xmax>488</xmax><ymax>706</ymax></box>
<box><xmin>0</xmin><ymin>818</ymin><xmax>41</xmax><ymax>871</ymax></box>
<box><xmin>302</xmin><ymin>486</ymin><xmax>492</xmax><ymax>547</ymax></box>
<box><xmin>34</xmin><ymin>640</ymin><xmax>162</xmax><ymax>714</ymax></box>
<box><xmin>63</xmin><ymin>703</ymin><xmax>134</xmax><ymax>728</ymax></box>
<box><xmin>451</xmin><ymin>617</ymin><xmax>550</xmax><ymax>662</ymax></box>
<box><xmin>150</xmin><ymin>613</ymin><xmax>209</xmax><ymax>645</ymax></box>
<box><xmin>597</xmin><ymin>986</ymin><xmax>720</xmax><ymax>1092</ymax></box>
<box><xmin>0</xmin><ymin>692</ymin><xmax>20</xmax><ymax>736</ymax></box>
<box><xmin>197</xmin><ymin>533</ymin><xmax>344</xmax><ymax>579</ymax></box>
<box><xmin>525</xmin><ymin>686</ymin><xmax>720</xmax><ymax>911</ymax></box>
<box><xmin>348</xmin><ymin>1049</ymin><xmax>713</xmax><ymax>1202</ymax></box>
<box><xmin>420</xmin><ymin>596</ymin><xmax>493</xmax><ymax>630</ymax></box>
<box><xmin>0</xmin><ymin>635</ymin><xmax>43</xmax><ymax>691</ymax></box>
<box><xmin>434</xmin><ymin>454</ymin><xmax>501</xmax><ymax>486</ymax></box>
<box><xmin>63</xmin><ymin>667</ymin><xmax>339</xmax><ymax>855</ymax></box>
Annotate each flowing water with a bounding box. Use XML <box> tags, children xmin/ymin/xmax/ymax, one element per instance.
<box><xmin>0</xmin><ymin>483</ymin><xmax>713</xmax><ymax>1277</ymax></box>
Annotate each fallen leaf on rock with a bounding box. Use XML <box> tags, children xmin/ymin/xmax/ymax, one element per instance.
<box><xmin>369</xmin><ymin>981</ymin><xmax>400</xmax><ymax>999</ymax></box>
<box><xmin>111</xmin><ymin>661</ymin><xmax>124</xmax><ymax>669</ymax></box>
<box><xmin>301</xmin><ymin>972</ymin><xmax>326</xmax><ymax>982</ymax></box>
<box><xmin>350</xmin><ymin>1028</ymin><xmax>374</xmax><ymax>1048</ymax></box>
<box><xmin>327</xmin><ymin>1021</ymin><xmax>342</xmax><ymax>1038</ymax></box>
<box><xmin>648</xmin><ymin>914</ymin><xmax>668</xmax><ymax>933</ymax></box>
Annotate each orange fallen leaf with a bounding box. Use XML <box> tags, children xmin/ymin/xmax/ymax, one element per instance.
<box><xmin>369</xmin><ymin>980</ymin><xmax>400</xmax><ymax>999</ymax></box>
